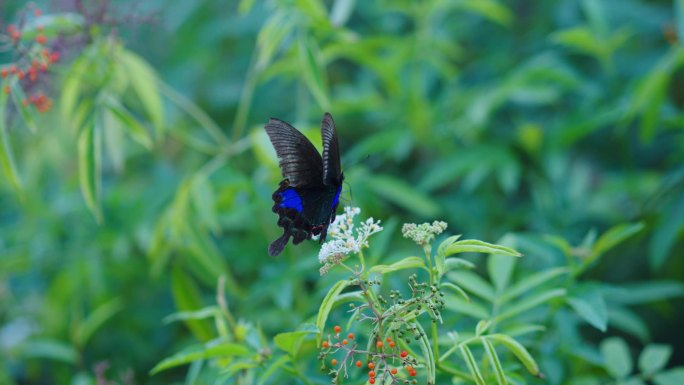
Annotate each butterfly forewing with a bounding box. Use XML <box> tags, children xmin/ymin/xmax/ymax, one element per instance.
<box><xmin>265</xmin><ymin>118</ymin><xmax>323</xmax><ymax>187</ymax></box>
<box><xmin>321</xmin><ymin>112</ymin><xmax>342</xmax><ymax>186</ymax></box>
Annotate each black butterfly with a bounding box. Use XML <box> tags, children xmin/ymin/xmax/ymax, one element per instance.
<box><xmin>264</xmin><ymin>112</ymin><xmax>344</xmax><ymax>256</ymax></box>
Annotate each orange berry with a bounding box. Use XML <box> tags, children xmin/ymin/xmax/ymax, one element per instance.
<box><xmin>406</xmin><ymin>365</ymin><xmax>414</xmax><ymax>372</ymax></box>
<box><xmin>400</xmin><ymin>350</ymin><xmax>408</xmax><ymax>358</ymax></box>
<box><xmin>334</xmin><ymin>325</ymin><xmax>341</xmax><ymax>334</ymax></box>
<box><xmin>369</xmin><ymin>371</ymin><xmax>376</xmax><ymax>378</ymax></box>
<box><xmin>322</xmin><ymin>341</ymin><xmax>329</xmax><ymax>348</ymax></box>
<box><xmin>386</xmin><ymin>337</ymin><xmax>392</xmax><ymax>342</ymax></box>
<box><xmin>1</xmin><ymin>68</ymin><xmax>7</xmax><ymax>78</ymax></box>
<box><xmin>36</xmin><ymin>34</ymin><xmax>47</xmax><ymax>44</ymax></box>
<box><xmin>348</xmin><ymin>333</ymin><xmax>354</xmax><ymax>339</ymax></box>
<box><xmin>369</xmin><ymin>379</ymin><xmax>375</xmax><ymax>385</ymax></box>
<box><xmin>368</xmin><ymin>362</ymin><xmax>375</xmax><ymax>369</ymax></box>
<box><xmin>391</xmin><ymin>368</ymin><xmax>398</xmax><ymax>375</ymax></box>
<box><xmin>356</xmin><ymin>360</ymin><xmax>362</xmax><ymax>368</ymax></box>
<box><xmin>331</xmin><ymin>359</ymin><xmax>338</xmax><ymax>366</ymax></box>
<box><xmin>17</xmin><ymin>70</ymin><xmax>24</xmax><ymax>80</ymax></box>
<box><xmin>342</xmin><ymin>339</ymin><xmax>349</xmax><ymax>345</ymax></box>
<box><xmin>389</xmin><ymin>341</ymin><xmax>396</xmax><ymax>348</ymax></box>
<box><xmin>376</xmin><ymin>341</ymin><xmax>383</xmax><ymax>349</ymax></box>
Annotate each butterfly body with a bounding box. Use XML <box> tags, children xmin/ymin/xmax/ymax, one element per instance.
<box><xmin>265</xmin><ymin>113</ymin><xmax>343</xmax><ymax>256</ymax></box>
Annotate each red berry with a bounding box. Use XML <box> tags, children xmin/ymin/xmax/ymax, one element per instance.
<box><xmin>356</xmin><ymin>360</ymin><xmax>362</xmax><ymax>368</ymax></box>
<box><xmin>400</xmin><ymin>350</ymin><xmax>408</xmax><ymax>358</ymax></box>
<box><xmin>409</xmin><ymin>370</ymin><xmax>417</xmax><ymax>376</ymax></box>
<box><xmin>376</xmin><ymin>341</ymin><xmax>384</xmax><ymax>349</ymax></box>
<box><xmin>368</xmin><ymin>362</ymin><xmax>375</xmax><ymax>369</ymax></box>
<box><xmin>9</xmin><ymin>65</ymin><xmax>17</xmax><ymax>74</ymax></box>
<box><xmin>40</xmin><ymin>63</ymin><xmax>48</xmax><ymax>72</ymax></box>
<box><xmin>34</xmin><ymin>8</ymin><xmax>42</xmax><ymax>17</ymax></box>
<box><xmin>369</xmin><ymin>370</ymin><xmax>376</xmax><ymax>378</ymax></box>
<box><xmin>334</xmin><ymin>325</ymin><xmax>341</xmax><ymax>334</ymax></box>
<box><xmin>10</xmin><ymin>31</ymin><xmax>20</xmax><ymax>40</ymax></box>
<box><xmin>369</xmin><ymin>379</ymin><xmax>375</xmax><ymax>385</ymax></box>
<box><xmin>322</xmin><ymin>341</ymin><xmax>329</xmax><ymax>348</ymax></box>
<box><xmin>331</xmin><ymin>359</ymin><xmax>338</xmax><ymax>366</ymax></box>
<box><xmin>36</xmin><ymin>34</ymin><xmax>47</xmax><ymax>44</ymax></box>
<box><xmin>6</xmin><ymin>25</ymin><xmax>16</xmax><ymax>33</ymax></box>
<box><xmin>348</xmin><ymin>333</ymin><xmax>354</xmax><ymax>339</ymax></box>
<box><xmin>391</xmin><ymin>368</ymin><xmax>398</xmax><ymax>375</ymax></box>
<box><xmin>17</xmin><ymin>70</ymin><xmax>25</xmax><ymax>80</ymax></box>
<box><xmin>1</xmin><ymin>68</ymin><xmax>7</xmax><ymax>78</ymax></box>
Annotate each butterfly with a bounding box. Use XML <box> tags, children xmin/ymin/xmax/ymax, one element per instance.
<box><xmin>264</xmin><ymin>112</ymin><xmax>344</xmax><ymax>256</ymax></box>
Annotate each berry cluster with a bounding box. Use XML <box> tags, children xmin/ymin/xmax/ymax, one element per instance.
<box><xmin>2</xmin><ymin>5</ymin><xmax>60</xmax><ymax>113</ymax></box>
<box><xmin>319</xmin><ymin>325</ymin><xmax>419</xmax><ymax>385</ymax></box>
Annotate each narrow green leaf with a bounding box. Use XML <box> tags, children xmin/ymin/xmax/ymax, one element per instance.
<box><xmin>458</xmin><ymin>0</ymin><xmax>513</xmax><ymax>27</ymax></box>
<box><xmin>316</xmin><ymin>279</ymin><xmax>349</xmax><ymax>344</ymax></box>
<box><xmin>605</xmin><ymin>281</ymin><xmax>684</xmax><ymax>305</ymax></box>
<box><xmin>330</xmin><ymin>0</ymin><xmax>355</xmax><ymax>26</ymax></box>
<box><xmin>163</xmin><ymin>306</ymin><xmax>220</xmax><ymax>324</ymax></box>
<box><xmin>411</xmin><ymin>322</ymin><xmax>435</xmax><ymax>385</ymax></box>
<box><xmin>436</xmin><ymin>235</ymin><xmax>462</xmax><ymax>278</ymax></box>
<box><xmin>298</xmin><ymin>35</ymin><xmax>330</xmax><ymax>111</ymax></box>
<box><xmin>500</xmin><ymin>267</ymin><xmax>569</xmax><ymax>303</ymax></box>
<box><xmin>488</xmin><ymin>250</ymin><xmax>517</xmax><ymax>293</ymax></box>
<box><xmin>441</xmin><ymin>282</ymin><xmax>470</xmax><ymax>302</ymax></box>
<box><xmin>444</xmin><ymin>258</ymin><xmax>476</xmax><ymax>271</ymax></box>
<box><xmin>587</xmin><ymin>222</ymin><xmax>644</xmax><ymax>263</ymax></box>
<box><xmin>364</xmin><ymin>174</ymin><xmax>440</xmax><ymax>217</ymax></box>
<box><xmin>444</xmin><ymin>297</ymin><xmax>490</xmax><ymax>319</ymax></box>
<box><xmin>447</xmin><ymin>271</ymin><xmax>496</xmax><ymax>302</ymax></box>
<box><xmin>444</xmin><ymin>239</ymin><xmax>522</xmax><ymax>258</ymax></box>
<box><xmin>73</xmin><ymin>298</ymin><xmax>124</xmax><ymax>348</ymax></box>
<box><xmin>650</xmin><ymin>194</ymin><xmax>684</xmax><ymax>270</ymax></box>
<box><xmin>638</xmin><ymin>344</ymin><xmax>672</xmax><ymax>375</ymax></box>
<box><xmin>460</xmin><ymin>345</ymin><xmax>486</xmax><ymax>385</ymax></box>
<box><xmin>256</xmin><ymin>355</ymin><xmax>291</xmax><ymax>385</ymax></box>
<box><xmin>104</xmin><ymin>97</ymin><xmax>153</xmax><ymax>149</ymax></box>
<box><xmin>0</xmin><ymin>80</ymin><xmax>22</xmax><ymax>194</ymax></box>
<box><xmin>77</xmin><ymin>121</ymin><xmax>103</xmax><ymax>223</ymax></box>
<box><xmin>19</xmin><ymin>339</ymin><xmax>78</xmax><ymax>364</ymax></box>
<box><xmin>488</xmin><ymin>334</ymin><xmax>541</xmax><ymax>376</ymax></box>
<box><xmin>438</xmin><ymin>235</ymin><xmax>463</xmax><ymax>257</ymax></box>
<box><xmin>369</xmin><ymin>256</ymin><xmax>426</xmax><ymax>274</ymax></box>
<box><xmin>475</xmin><ymin>320</ymin><xmax>490</xmax><ymax>336</ymax></box>
<box><xmin>600</xmin><ymin>337</ymin><xmax>632</xmax><ymax>379</ymax></box>
<box><xmin>150</xmin><ymin>343</ymin><xmax>250</xmax><ymax>375</ymax></box>
<box><xmin>608</xmin><ymin>306</ymin><xmax>650</xmax><ymax>342</ymax></box>
<box><xmin>170</xmin><ymin>267</ymin><xmax>213</xmax><ymax>342</ymax></box>
<box><xmin>481</xmin><ymin>337</ymin><xmax>507</xmax><ymax>385</ymax></box>
<box><xmin>654</xmin><ymin>367</ymin><xmax>684</xmax><ymax>385</ymax></box>
<box><xmin>118</xmin><ymin>49</ymin><xmax>164</xmax><ymax>137</ymax></box>
<box><xmin>495</xmin><ymin>288</ymin><xmax>566</xmax><ymax>323</ymax></box>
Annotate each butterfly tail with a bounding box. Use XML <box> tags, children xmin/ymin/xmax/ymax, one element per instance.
<box><xmin>268</xmin><ymin>230</ymin><xmax>291</xmax><ymax>256</ymax></box>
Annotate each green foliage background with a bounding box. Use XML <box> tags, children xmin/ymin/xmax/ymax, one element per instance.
<box><xmin>1</xmin><ymin>0</ymin><xmax>684</xmax><ymax>384</ymax></box>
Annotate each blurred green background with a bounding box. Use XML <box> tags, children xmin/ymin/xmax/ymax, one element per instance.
<box><xmin>1</xmin><ymin>0</ymin><xmax>684</xmax><ymax>384</ymax></box>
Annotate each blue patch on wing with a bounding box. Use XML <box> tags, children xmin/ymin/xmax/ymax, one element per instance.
<box><xmin>332</xmin><ymin>185</ymin><xmax>342</xmax><ymax>208</ymax></box>
<box><xmin>279</xmin><ymin>188</ymin><xmax>303</xmax><ymax>212</ymax></box>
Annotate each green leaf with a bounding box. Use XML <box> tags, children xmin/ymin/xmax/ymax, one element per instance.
<box><xmin>118</xmin><ymin>49</ymin><xmax>164</xmax><ymax>137</ymax></box>
<box><xmin>316</xmin><ymin>279</ymin><xmax>349</xmax><ymax>344</ymax></box>
<box><xmin>19</xmin><ymin>339</ymin><xmax>78</xmax><ymax>364</ymax></box>
<box><xmin>567</xmin><ymin>285</ymin><xmax>607</xmax><ymax>332</ymax></box>
<box><xmin>256</xmin><ymin>355</ymin><xmax>291</xmax><ymax>385</ymax></box>
<box><xmin>411</xmin><ymin>322</ymin><xmax>436</xmax><ymax>385</ymax></box>
<box><xmin>481</xmin><ymin>337</ymin><xmax>507</xmax><ymax>385</ymax></box>
<box><xmin>0</xmin><ymin>80</ymin><xmax>22</xmax><ymax>195</ymax></box>
<box><xmin>369</xmin><ymin>256</ymin><xmax>426</xmax><ymax>274</ymax></box>
<box><xmin>475</xmin><ymin>320</ymin><xmax>490</xmax><ymax>336</ymax></box>
<box><xmin>298</xmin><ymin>35</ymin><xmax>330</xmax><ymax>111</ymax></box>
<box><xmin>460</xmin><ymin>344</ymin><xmax>486</xmax><ymax>385</ymax></box>
<box><xmin>607</xmin><ymin>306</ymin><xmax>650</xmax><ymax>342</ymax></box>
<box><xmin>441</xmin><ymin>282</ymin><xmax>470</xmax><ymax>302</ymax></box>
<box><xmin>650</xmin><ymin>194</ymin><xmax>684</xmax><ymax>270</ymax></box>
<box><xmin>170</xmin><ymin>267</ymin><xmax>213</xmax><ymax>342</ymax></box>
<box><xmin>587</xmin><ymin>222</ymin><xmax>644</xmax><ymax>264</ymax></box>
<box><xmin>436</xmin><ymin>235</ymin><xmax>462</xmax><ymax>278</ymax></box>
<box><xmin>73</xmin><ymin>298</ymin><xmax>124</xmax><ymax>348</ymax></box>
<box><xmin>150</xmin><ymin>343</ymin><xmax>250</xmax><ymax>375</ymax></box>
<box><xmin>104</xmin><ymin>97</ymin><xmax>153</xmax><ymax>149</ymax></box>
<box><xmin>488</xmin><ymin>334</ymin><xmax>540</xmax><ymax>376</ymax></box>
<box><xmin>500</xmin><ymin>267</ymin><xmax>569</xmax><ymax>303</ymax></box>
<box><xmin>487</xmin><ymin>237</ymin><xmax>518</xmax><ymax>293</ymax></box>
<box><xmin>458</xmin><ymin>0</ymin><xmax>513</xmax><ymax>27</ymax></box>
<box><xmin>163</xmin><ymin>306</ymin><xmax>220</xmax><ymax>324</ymax></box>
<box><xmin>638</xmin><ymin>344</ymin><xmax>672</xmax><ymax>375</ymax></box>
<box><xmin>444</xmin><ymin>258</ymin><xmax>476</xmax><ymax>271</ymax></box>
<box><xmin>654</xmin><ymin>368</ymin><xmax>684</xmax><ymax>385</ymax></box>
<box><xmin>274</xmin><ymin>325</ymin><xmax>318</xmax><ymax>358</ymax></box>
<box><xmin>443</xmin><ymin>239</ymin><xmax>522</xmax><ymax>258</ymax></box>
<box><xmin>600</xmin><ymin>337</ymin><xmax>632</xmax><ymax>379</ymax></box>
<box><xmin>444</xmin><ymin>297</ymin><xmax>490</xmax><ymax>319</ymax></box>
<box><xmin>447</xmin><ymin>271</ymin><xmax>496</xmax><ymax>302</ymax></box>
<box><xmin>77</xmin><ymin>121</ymin><xmax>103</xmax><ymax>223</ymax></box>
<box><xmin>551</xmin><ymin>26</ymin><xmax>604</xmax><ymax>62</ymax></box>
<box><xmin>363</xmin><ymin>174</ymin><xmax>440</xmax><ymax>218</ymax></box>
<box><xmin>605</xmin><ymin>281</ymin><xmax>684</xmax><ymax>305</ymax></box>
<box><xmin>495</xmin><ymin>288</ymin><xmax>566</xmax><ymax>323</ymax></box>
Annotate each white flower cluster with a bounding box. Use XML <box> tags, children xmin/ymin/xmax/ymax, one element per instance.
<box><xmin>318</xmin><ymin>206</ymin><xmax>383</xmax><ymax>265</ymax></box>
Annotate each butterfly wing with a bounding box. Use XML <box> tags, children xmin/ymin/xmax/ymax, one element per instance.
<box><xmin>320</xmin><ymin>112</ymin><xmax>342</xmax><ymax>186</ymax></box>
<box><xmin>265</xmin><ymin>118</ymin><xmax>323</xmax><ymax>187</ymax></box>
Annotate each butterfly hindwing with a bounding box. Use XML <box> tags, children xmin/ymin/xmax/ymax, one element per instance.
<box><xmin>266</xmin><ymin>114</ymin><xmax>344</xmax><ymax>256</ymax></box>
